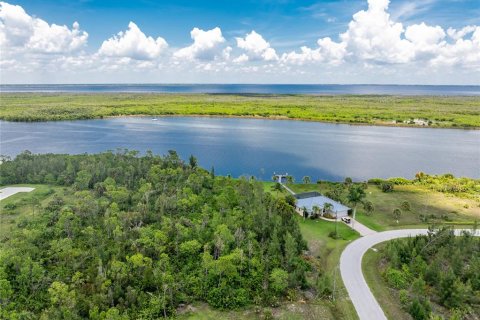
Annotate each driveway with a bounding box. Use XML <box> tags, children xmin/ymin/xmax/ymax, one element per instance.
<box><xmin>350</xmin><ymin>219</ymin><xmax>377</xmax><ymax>236</ymax></box>
<box><xmin>0</xmin><ymin>187</ymin><xmax>35</xmax><ymax>201</ymax></box>
<box><xmin>340</xmin><ymin>228</ymin><xmax>479</xmax><ymax>320</ymax></box>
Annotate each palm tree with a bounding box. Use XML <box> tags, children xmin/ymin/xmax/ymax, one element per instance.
<box><xmin>323</xmin><ymin>202</ymin><xmax>333</xmax><ymax>215</ymax></box>
<box><xmin>302</xmin><ymin>176</ymin><xmax>311</xmax><ymax>184</ymax></box>
<box><xmin>347</xmin><ymin>184</ymin><xmax>366</xmax><ymax>228</ymax></box>
<box><xmin>272</xmin><ymin>175</ymin><xmax>279</xmax><ymax>182</ymax></box>
<box><xmin>363</xmin><ymin>200</ymin><xmax>374</xmax><ymax>216</ymax></box>
<box><xmin>344</xmin><ymin>177</ymin><xmax>353</xmax><ymax>187</ymax></box>
<box><xmin>287</xmin><ymin>175</ymin><xmax>294</xmax><ymax>184</ymax></box>
<box><xmin>302</xmin><ymin>206</ymin><xmax>308</xmax><ymax>220</ymax></box>
<box><xmin>312</xmin><ymin>205</ymin><xmax>321</xmax><ymax>218</ymax></box>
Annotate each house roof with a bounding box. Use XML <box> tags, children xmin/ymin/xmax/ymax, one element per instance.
<box><xmin>295</xmin><ymin>192</ymin><xmax>350</xmax><ymax>213</ymax></box>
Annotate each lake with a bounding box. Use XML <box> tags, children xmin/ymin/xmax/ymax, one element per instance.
<box><xmin>1</xmin><ymin>84</ymin><xmax>480</xmax><ymax>95</ymax></box>
<box><xmin>1</xmin><ymin>117</ymin><xmax>479</xmax><ymax>181</ymax></box>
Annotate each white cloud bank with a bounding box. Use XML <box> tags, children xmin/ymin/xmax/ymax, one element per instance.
<box><xmin>99</xmin><ymin>22</ymin><xmax>167</xmax><ymax>60</ymax></box>
<box><xmin>0</xmin><ymin>1</ymin><xmax>87</xmax><ymax>54</ymax></box>
<box><xmin>282</xmin><ymin>0</ymin><xmax>480</xmax><ymax>70</ymax></box>
<box><xmin>235</xmin><ymin>31</ymin><xmax>278</xmax><ymax>62</ymax></box>
<box><xmin>0</xmin><ymin>0</ymin><xmax>479</xmax><ymax>83</ymax></box>
<box><xmin>174</xmin><ymin>27</ymin><xmax>228</xmax><ymax>61</ymax></box>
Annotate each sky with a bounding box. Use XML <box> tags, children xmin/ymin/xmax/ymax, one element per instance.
<box><xmin>0</xmin><ymin>0</ymin><xmax>479</xmax><ymax>84</ymax></box>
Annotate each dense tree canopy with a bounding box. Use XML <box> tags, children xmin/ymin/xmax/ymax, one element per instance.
<box><xmin>0</xmin><ymin>150</ymin><xmax>308</xmax><ymax>319</ymax></box>
<box><xmin>381</xmin><ymin>228</ymin><xmax>480</xmax><ymax>320</ymax></box>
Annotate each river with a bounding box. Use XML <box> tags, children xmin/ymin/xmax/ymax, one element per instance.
<box><xmin>1</xmin><ymin>117</ymin><xmax>478</xmax><ymax>181</ymax></box>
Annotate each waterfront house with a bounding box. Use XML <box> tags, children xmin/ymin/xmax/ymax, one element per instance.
<box><xmin>295</xmin><ymin>192</ymin><xmax>350</xmax><ymax>218</ymax></box>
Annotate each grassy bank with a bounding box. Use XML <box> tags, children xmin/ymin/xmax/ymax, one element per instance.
<box><xmin>1</xmin><ymin>93</ymin><xmax>479</xmax><ymax>128</ymax></box>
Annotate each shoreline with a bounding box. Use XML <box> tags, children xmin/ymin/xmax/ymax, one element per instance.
<box><xmin>2</xmin><ymin>113</ymin><xmax>478</xmax><ymax>130</ymax></box>
<box><xmin>1</xmin><ymin>93</ymin><xmax>478</xmax><ymax>129</ymax></box>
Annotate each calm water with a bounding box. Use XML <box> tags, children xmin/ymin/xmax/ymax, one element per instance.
<box><xmin>1</xmin><ymin>84</ymin><xmax>480</xmax><ymax>95</ymax></box>
<box><xmin>1</xmin><ymin>117</ymin><xmax>478</xmax><ymax>181</ymax></box>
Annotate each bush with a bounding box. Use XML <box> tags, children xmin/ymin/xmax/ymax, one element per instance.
<box><xmin>316</xmin><ymin>274</ymin><xmax>333</xmax><ymax>298</ymax></box>
<box><xmin>3</xmin><ymin>203</ymin><xmax>17</xmax><ymax>211</ymax></box>
<box><xmin>388</xmin><ymin>177</ymin><xmax>411</xmax><ymax>185</ymax></box>
<box><xmin>408</xmin><ymin>298</ymin><xmax>431</xmax><ymax>320</ymax></box>
<box><xmin>284</xmin><ymin>194</ymin><xmax>296</xmax><ymax>207</ymax></box>
<box><xmin>401</xmin><ymin>201</ymin><xmax>411</xmax><ymax>211</ymax></box>
<box><xmin>380</xmin><ymin>182</ymin><xmax>394</xmax><ymax>192</ymax></box>
<box><xmin>385</xmin><ymin>268</ymin><xmax>408</xmax><ymax>289</ymax></box>
<box><xmin>328</xmin><ymin>231</ymin><xmax>341</xmax><ymax>239</ymax></box>
<box><xmin>368</xmin><ymin>178</ymin><xmax>385</xmax><ymax>185</ymax></box>
<box><xmin>393</xmin><ymin>208</ymin><xmax>402</xmax><ymax>220</ymax></box>
<box><xmin>399</xmin><ymin>289</ymin><xmax>410</xmax><ymax>307</ymax></box>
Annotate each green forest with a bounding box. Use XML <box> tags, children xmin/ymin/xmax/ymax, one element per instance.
<box><xmin>379</xmin><ymin>228</ymin><xmax>480</xmax><ymax>319</ymax></box>
<box><xmin>1</xmin><ymin>93</ymin><xmax>480</xmax><ymax>128</ymax></box>
<box><xmin>0</xmin><ymin>151</ymin><xmax>309</xmax><ymax>319</ymax></box>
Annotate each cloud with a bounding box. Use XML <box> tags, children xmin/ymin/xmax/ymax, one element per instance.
<box><xmin>235</xmin><ymin>30</ymin><xmax>278</xmax><ymax>61</ymax></box>
<box><xmin>339</xmin><ymin>0</ymin><xmax>414</xmax><ymax>64</ymax></box>
<box><xmin>174</xmin><ymin>27</ymin><xmax>226</xmax><ymax>61</ymax></box>
<box><xmin>282</xmin><ymin>0</ymin><xmax>479</xmax><ymax>70</ymax></box>
<box><xmin>98</xmin><ymin>22</ymin><xmax>168</xmax><ymax>60</ymax></box>
<box><xmin>0</xmin><ymin>1</ymin><xmax>87</xmax><ymax>54</ymax></box>
<box><xmin>1</xmin><ymin>0</ymin><xmax>479</xmax><ymax>84</ymax></box>
<box><xmin>281</xmin><ymin>37</ymin><xmax>346</xmax><ymax>65</ymax></box>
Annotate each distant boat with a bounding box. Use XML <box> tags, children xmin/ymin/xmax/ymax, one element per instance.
<box><xmin>152</xmin><ymin>118</ymin><xmax>158</xmax><ymax>121</ymax></box>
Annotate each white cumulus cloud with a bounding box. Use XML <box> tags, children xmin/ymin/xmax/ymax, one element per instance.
<box><xmin>235</xmin><ymin>30</ymin><xmax>278</xmax><ymax>61</ymax></box>
<box><xmin>281</xmin><ymin>37</ymin><xmax>346</xmax><ymax>65</ymax></box>
<box><xmin>174</xmin><ymin>27</ymin><xmax>226</xmax><ymax>61</ymax></box>
<box><xmin>98</xmin><ymin>22</ymin><xmax>168</xmax><ymax>60</ymax></box>
<box><xmin>0</xmin><ymin>1</ymin><xmax>87</xmax><ymax>54</ymax></box>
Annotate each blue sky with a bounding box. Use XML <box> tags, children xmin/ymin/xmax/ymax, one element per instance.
<box><xmin>11</xmin><ymin>0</ymin><xmax>480</xmax><ymax>49</ymax></box>
<box><xmin>1</xmin><ymin>0</ymin><xmax>480</xmax><ymax>84</ymax></box>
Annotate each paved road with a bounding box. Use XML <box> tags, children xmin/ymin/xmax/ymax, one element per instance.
<box><xmin>340</xmin><ymin>228</ymin><xmax>480</xmax><ymax>320</ymax></box>
<box><xmin>0</xmin><ymin>187</ymin><xmax>35</xmax><ymax>201</ymax></box>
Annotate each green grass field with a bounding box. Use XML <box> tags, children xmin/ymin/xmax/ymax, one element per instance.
<box><xmin>1</xmin><ymin>93</ymin><xmax>479</xmax><ymax>128</ymax></box>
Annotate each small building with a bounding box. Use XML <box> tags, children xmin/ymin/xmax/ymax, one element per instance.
<box><xmin>294</xmin><ymin>192</ymin><xmax>350</xmax><ymax>218</ymax></box>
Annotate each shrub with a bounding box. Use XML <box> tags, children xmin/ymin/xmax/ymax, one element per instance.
<box><xmin>385</xmin><ymin>268</ymin><xmax>408</xmax><ymax>289</ymax></box>
<box><xmin>3</xmin><ymin>203</ymin><xmax>17</xmax><ymax>211</ymax></box>
<box><xmin>393</xmin><ymin>208</ymin><xmax>402</xmax><ymax>220</ymax></box>
<box><xmin>380</xmin><ymin>182</ymin><xmax>394</xmax><ymax>192</ymax></box>
<box><xmin>368</xmin><ymin>178</ymin><xmax>384</xmax><ymax>185</ymax></box>
<box><xmin>388</xmin><ymin>177</ymin><xmax>411</xmax><ymax>185</ymax></box>
<box><xmin>401</xmin><ymin>201</ymin><xmax>411</xmax><ymax>211</ymax></box>
<box><xmin>316</xmin><ymin>274</ymin><xmax>333</xmax><ymax>298</ymax></box>
<box><xmin>408</xmin><ymin>298</ymin><xmax>431</xmax><ymax>320</ymax></box>
<box><xmin>399</xmin><ymin>289</ymin><xmax>410</xmax><ymax>307</ymax></box>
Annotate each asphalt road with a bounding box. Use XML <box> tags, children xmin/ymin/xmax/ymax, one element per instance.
<box><xmin>340</xmin><ymin>228</ymin><xmax>480</xmax><ymax>320</ymax></box>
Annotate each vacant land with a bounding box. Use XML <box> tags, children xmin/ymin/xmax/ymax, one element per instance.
<box><xmin>1</xmin><ymin>93</ymin><xmax>479</xmax><ymax>128</ymax></box>
<box><xmin>0</xmin><ymin>184</ymin><xmax>64</xmax><ymax>237</ymax></box>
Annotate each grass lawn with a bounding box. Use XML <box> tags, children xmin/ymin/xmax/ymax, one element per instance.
<box><xmin>0</xmin><ymin>184</ymin><xmax>66</xmax><ymax>238</ymax></box>
<box><xmin>297</xmin><ymin>215</ymin><xmax>360</xmax><ymax>320</ymax></box>
<box><xmin>362</xmin><ymin>244</ymin><xmax>410</xmax><ymax>320</ymax></box>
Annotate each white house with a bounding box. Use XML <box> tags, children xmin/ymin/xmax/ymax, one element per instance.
<box><xmin>295</xmin><ymin>192</ymin><xmax>350</xmax><ymax>218</ymax></box>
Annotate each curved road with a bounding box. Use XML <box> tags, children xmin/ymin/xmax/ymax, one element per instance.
<box><xmin>340</xmin><ymin>228</ymin><xmax>480</xmax><ymax>320</ymax></box>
